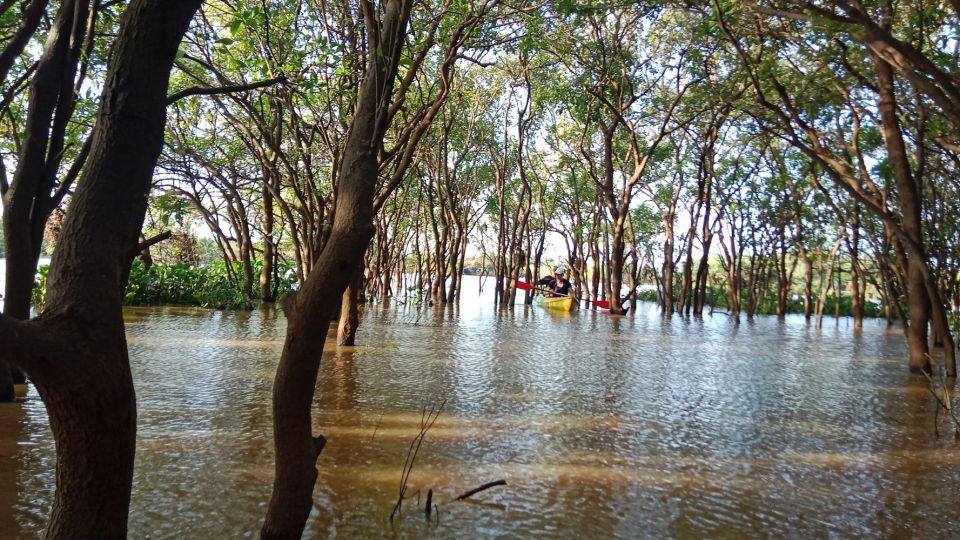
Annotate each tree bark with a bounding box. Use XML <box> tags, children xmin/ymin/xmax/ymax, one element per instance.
<box><xmin>261</xmin><ymin>178</ymin><xmax>276</xmax><ymax>302</ymax></box>
<box><xmin>661</xmin><ymin>211</ymin><xmax>675</xmax><ymax>316</ymax></box>
<box><xmin>849</xmin><ymin>203</ymin><xmax>863</xmax><ymax>329</ymax></box>
<box><xmin>0</xmin><ymin>1</ymin><xmax>202</xmax><ymax>536</ymax></box>
<box><xmin>337</xmin><ymin>270</ymin><xmax>363</xmax><ymax>346</ymax></box>
<box><xmin>1</xmin><ymin>0</ymin><xmax>90</xmax><ymax>401</ymax></box>
<box><xmin>261</xmin><ymin>2</ymin><xmax>413</xmax><ymax>536</ymax></box>
<box><xmin>874</xmin><ymin>54</ymin><xmax>931</xmax><ymax>372</ymax></box>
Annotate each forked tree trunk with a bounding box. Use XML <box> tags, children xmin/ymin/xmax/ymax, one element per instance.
<box><xmin>1</xmin><ymin>0</ymin><xmax>90</xmax><ymax>401</ymax></box>
<box><xmin>261</xmin><ymin>2</ymin><xmax>412</xmax><ymax>537</ymax></box>
<box><xmin>0</xmin><ymin>1</ymin><xmax>202</xmax><ymax>536</ymax></box>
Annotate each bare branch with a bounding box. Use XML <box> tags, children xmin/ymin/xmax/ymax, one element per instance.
<box><xmin>166</xmin><ymin>74</ymin><xmax>286</xmax><ymax>104</ymax></box>
<box><xmin>135</xmin><ymin>230</ymin><xmax>172</xmax><ymax>254</ymax></box>
<box><xmin>452</xmin><ymin>480</ymin><xmax>507</xmax><ymax>502</ymax></box>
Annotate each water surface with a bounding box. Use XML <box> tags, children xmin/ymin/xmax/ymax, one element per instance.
<box><xmin>0</xmin><ymin>281</ymin><xmax>957</xmax><ymax>538</ymax></box>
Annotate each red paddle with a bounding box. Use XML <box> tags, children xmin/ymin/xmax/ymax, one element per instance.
<box><xmin>516</xmin><ymin>280</ymin><xmax>612</xmax><ymax>310</ymax></box>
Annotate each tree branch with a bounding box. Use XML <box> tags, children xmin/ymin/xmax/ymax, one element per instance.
<box><xmin>50</xmin><ymin>134</ymin><xmax>93</xmax><ymax>209</ymax></box>
<box><xmin>134</xmin><ymin>230</ymin><xmax>172</xmax><ymax>254</ymax></box>
<box><xmin>0</xmin><ymin>314</ymin><xmax>67</xmax><ymax>383</ymax></box>
<box><xmin>165</xmin><ymin>74</ymin><xmax>286</xmax><ymax>105</ymax></box>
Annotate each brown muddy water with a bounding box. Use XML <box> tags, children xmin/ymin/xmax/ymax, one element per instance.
<box><xmin>0</xmin><ymin>287</ymin><xmax>958</xmax><ymax>538</ymax></box>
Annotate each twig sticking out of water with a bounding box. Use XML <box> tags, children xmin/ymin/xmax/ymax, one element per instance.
<box><xmin>369</xmin><ymin>412</ymin><xmax>385</xmax><ymax>442</ymax></box>
<box><xmin>424</xmin><ymin>489</ymin><xmax>433</xmax><ymax>520</ymax></box>
<box><xmin>389</xmin><ymin>399</ymin><xmax>446</xmax><ymax>522</ymax></box>
<box><xmin>452</xmin><ymin>480</ymin><xmax>507</xmax><ymax>502</ymax></box>
<box><xmin>922</xmin><ymin>359</ymin><xmax>960</xmax><ymax>439</ymax></box>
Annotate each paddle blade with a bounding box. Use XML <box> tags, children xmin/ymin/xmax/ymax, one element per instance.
<box><xmin>593</xmin><ymin>299</ymin><xmax>611</xmax><ymax>310</ymax></box>
<box><xmin>516</xmin><ymin>280</ymin><xmax>533</xmax><ymax>291</ymax></box>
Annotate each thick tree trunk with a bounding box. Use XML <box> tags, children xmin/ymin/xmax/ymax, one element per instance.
<box><xmin>39</xmin><ymin>363</ymin><xmax>137</xmax><ymax>538</ymax></box>
<box><xmin>262</xmin><ymin>2</ymin><xmax>412</xmax><ymax>536</ymax></box>
<box><xmin>803</xmin><ymin>255</ymin><xmax>814</xmax><ymax>320</ymax></box>
<box><xmin>815</xmin><ymin>239</ymin><xmax>843</xmax><ymax>329</ymax></box>
<box><xmin>0</xmin><ymin>363</ymin><xmax>14</xmax><ymax>401</ymax></box>
<box><xmin>775</xmin><ymin>228</ymin><xmax>789</xmax><ymax>321</ymax></box>
<box><xmin>0</xmin><ymin>0</ymin><xmax>90</xmax><ymax>401</ymax></box>
<box><xmin>0</xmin><ymin>2</ymin><xmax>202</xmax><ymax>536</ymax></box>
<box><xmin>693</xmin><ymin>255</ymin><xmax>708</xmax><ymax>316</ymax></box>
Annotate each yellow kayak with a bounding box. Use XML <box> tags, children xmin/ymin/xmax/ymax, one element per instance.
<box><xmin>536</xmin><ymin>294</ymin><xmax>574</xmax><ymax>312</ymax></box>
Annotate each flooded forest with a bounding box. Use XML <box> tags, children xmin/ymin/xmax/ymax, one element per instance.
<box><xmin>0</xmin><ymin>0</ymin><xmax>959</xmax><ymax>538</ymax></box>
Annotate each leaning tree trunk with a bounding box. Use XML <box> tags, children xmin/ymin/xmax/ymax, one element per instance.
<box><xmin>875</xmin><ymin>55</ymin><xmax>932</xmax><ymax>372</ymax></box>
<box><xmin>0</xmin><ymin>1</ymin><xmax>202</xmax><ymax>536</ymax></box>
<box><xmin>261</xmin><ymin>1</ymin><xmax>412</xmax><ymax>537</ymax></box>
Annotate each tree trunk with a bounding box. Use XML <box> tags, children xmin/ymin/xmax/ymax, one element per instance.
<box><xmin>337</xmin><ymin>270</ymin><xmax>363</xmax><ymax>346</ymax></box>
<box><xmin>849</xmin><ymin>204</ymin><xmax>863</xmax><ymax>328</ymax></box>
<box><xmin>609</xmin><ymin>221</ymin><xmax>626</xmax><ymax>313</ymax></box>
<box><xmin>261</xmin><ymin>179</ymin><xmax>276</xmax><ymax>302</ymax></box>
<box><xmin>261</xmin><ymin>2</ymin><xmax>412</xmax><ymax>536</ymax></box>
<box><xmin>0</xmin><ymin>363</ymin><xmax>14</xmax><ymax>401</ymax></box>
<box><xmin>0</xmin><ymin>2</ymin><xmax>202</xmax><ymax>536</ymax></box>
<box><xmin>815</xmin><ymin>238</ymin><xmax>843</xmax><ymax>329</ymax></box>
<box><xmin>874</xmin><ymin>54</ymin><xmax>931</xmax><ymax>372</ymax></box>
<box><xmin>661</xmin><ymin>214</ymin><xmax>675</xmax><ymax>316</ymax></box>
<box><xmin>0</xmin><ymin>0</ymin><xmax>91</xmax><ymax>401</ymax></box>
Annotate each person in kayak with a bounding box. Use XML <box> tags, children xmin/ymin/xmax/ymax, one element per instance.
<box><xmin>538</xmin><ymin>266</ymin><xmax>558</xmax><ymax>287</ymax></box>
<box><xmin>546</xmin><ymin>267</ymin><xmax>571</xmax><ymax>297</ymax></box>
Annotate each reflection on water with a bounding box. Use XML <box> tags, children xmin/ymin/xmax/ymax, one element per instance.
<box><xmin>0</xmin><ymin>281</ymin><xmax>958</xmax><ymax>538</ymax></box>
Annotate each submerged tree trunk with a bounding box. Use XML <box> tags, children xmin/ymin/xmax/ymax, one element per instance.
<box><xmin>874</xmin><ymin>55</ymin><xmax>931</xmax><ymax>372</ymax></box>
<box><xmin>0</xmin><ymin>2</ymin><xmax>202</xmax><ymax>536</ymax></box>
<box><xmin>1</xmin><ymin>0</ymin><xmax>91</xmax><ymax>401</ymax></box>
<box><xmin>661</xmin><ymin>211</ymin><xmax>675</xmax><ymax>316</ymax></box>
<box><xmin>261</xmin><ymin>2</ymin><xmax>413</xmax><ymax>537</ymax></box>
<box><xmin>609</xmin><ymin>221</ymin><xmax>626</xmax><ymax>313</ymax></box>
<box><xmin>337</xmin><ymin>270</ymin><xmax>363</xmax><ymax>346</ymax></box>
<box><xmin>849</xmin><ymin>203</ymin><xmax>863</xmax><ymax>329</ymax></box>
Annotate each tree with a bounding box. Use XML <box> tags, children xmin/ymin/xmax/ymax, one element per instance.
<box><xmin>0</xmin><ymin>0</ymin><xmax>202</xmax><ymax>534</ymax></box>
<box><xmin>713</xmin><ymin>0</ymin><xmax>957</xmax><ymax>373</ymax></box>
<box><xmin>261</xmin><ymin>1</ymin><xmax>413</xmax><ymax>536</ymax></box>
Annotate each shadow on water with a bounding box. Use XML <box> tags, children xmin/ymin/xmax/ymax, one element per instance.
<box><xmin>0</xmin><ymin>276</ymin><xmax>958</xmax><ymax>538</ymax></box>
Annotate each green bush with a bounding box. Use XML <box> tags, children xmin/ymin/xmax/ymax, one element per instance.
<box><xmin>33</xmin><ymin>260</ymin><xmax>298</xmax><ymax>311</ymax></box>
<box><xmin>124</xmin><ymin>260</ymin><xmax>251</xmax><ymax>309</ymax></box>
<box><xmin>636</xmin><ymin>288</ymin><xmax>658</xmax><ymax>302</ymax></box>
<box><xmin>31</xmin><ymin>264</ymin><xmax>49</xmax><ymax>310</ymax></box>
<box><xmin>649</xmin><ymin>284</ymin><xmax>887</xmax><ymax>318</ymax></box>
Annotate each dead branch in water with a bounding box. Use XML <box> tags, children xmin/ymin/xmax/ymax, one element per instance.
<box><xmin>389</xmin><ymin>399</ymin><xmax>445</xmax><ymax>522</ymax></box>
<box><xmin>452</xmin><ymin>479</ymin><xmax>507</xmax><ymax>502</ymax></box>
<box><xmin>369</xmin><ymin>411</ymin><xmax>385</xmax><ymax>442</ymax></box>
